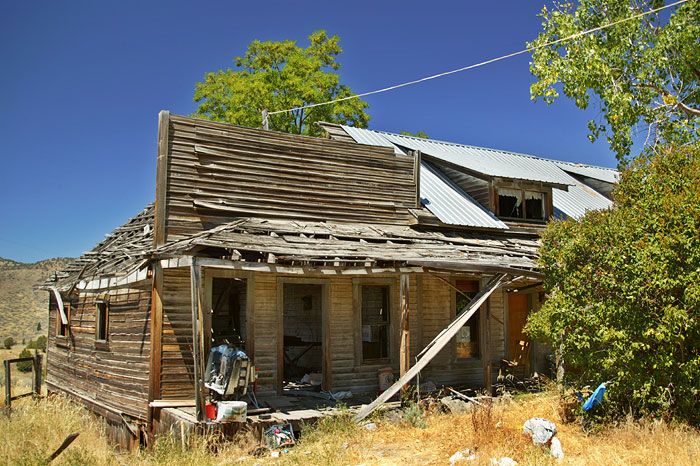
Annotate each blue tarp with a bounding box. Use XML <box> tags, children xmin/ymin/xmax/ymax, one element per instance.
<box><xmin>583</xmin><ymin>382</ymin><xmax>607</xmax><ymax>411</ymax></box>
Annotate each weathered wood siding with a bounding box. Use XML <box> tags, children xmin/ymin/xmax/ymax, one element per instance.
<box><xmin>46</xmin><ymin>283</ymin><xmax>152</xmax><ymax>420</ymax></box>
<box><xmin>155</xmin><ymin>113</ymin><xmax>418</xmax><ymax>245</ymax></box>
<box><xmin>159</xmin><ymin>267</ymin><xmax>195</xmax><ymax>399</ymax></box>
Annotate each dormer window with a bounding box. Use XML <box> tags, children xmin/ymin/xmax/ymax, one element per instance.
<box><xmin>497</xmin><ymin>188</ymin><xmax>547</xmax><ymax>222</ymax></box>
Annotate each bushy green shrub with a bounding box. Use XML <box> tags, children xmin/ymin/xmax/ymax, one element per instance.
<box><xmin>3</xmin><ymin>337</ymin><xmax>15</xmax><ymax>349</ymax></box>
<box><xmin>527</xmin><ymin>144</ymin><xmax>700</xmax><ymax>424</ymax></box>
<box><xmin>16</xmin><ymin>348</ymin><xmax>33</xmax><ymax>372</ymax></box>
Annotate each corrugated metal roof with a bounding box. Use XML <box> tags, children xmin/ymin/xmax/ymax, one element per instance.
<box><xmin>337</xmin><ymin>124</ymin><xmax>615</xmax><ymax>225</ymax></box>
<box><xmin>420</xmin><ymin>161</ymin><xmax>508</xmax><ymax>229</ymax></box>
<box><xmin>341</xmin><ymin>126</ymin><xmax>575</xmax><ymax>186</ymax></box>
<box><xmin>554</xmin><ymin>161</ymin><xmax>620</xmax><ymax>184</ymax></box>
<box><xmin>553</xmin><ymin>178</ymin><xmax>613</xmax><ymax>220</ymax></box>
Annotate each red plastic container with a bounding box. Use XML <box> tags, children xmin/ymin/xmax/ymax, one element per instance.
<box><xmin>205</xmin><ymin>402</ymin><xmax>217</xmax><ymax>420</ymax></box>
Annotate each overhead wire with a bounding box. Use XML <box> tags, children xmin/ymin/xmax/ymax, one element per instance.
<box><xmin>267</xmin><ymin>0</ymin><xmax>689</xmax><ymax>118</ymax></box>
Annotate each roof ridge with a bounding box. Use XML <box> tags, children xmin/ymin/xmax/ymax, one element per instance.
<box><xmin>343</xmin><ymin>125</ymin><xmax>618</xmax><ymax>173</ymax></box>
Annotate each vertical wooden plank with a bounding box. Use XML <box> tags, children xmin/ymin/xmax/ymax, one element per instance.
<box><xmin>201</xmin><ymin>269</ymin><xmax>212</xmax><ymax>361</ymax></box>
<box><xmin>399</xmin><ymin>274</ymin><xmax>410</xmax><ymax>378</ymax></box>
<box><xmin>414</xmin><ymin>275</ymin><xmax>423</xmax><ymax>358</ymax></box>
<box><xmin>322</xmin><ymin>284</ymin><xmax>332</xmax><ymax>391</ymax></box>
<box><xmin>245</xmin><ymin>272</ymin><xmax>255</xmax><ymax>360</ymax></box>
<box><xmin>482</xmin><ymin>278</ymin><xmax>493</xmax><ymax>395</ymax></box>
<box><xmin>148</xmin><ymin>262</ymin><xmax>164</xmax><ymax>412</ymax></box>
<box><xmin>4</xmin><ymin>360</ymin><xmax>11</xmax><ymax>409</ymax></box>
<box><xmin>33</xmin><ymin>352</ymin><xmax>42</xmax><ymax>397</ymax></box>
<box><xmin>276</xmin><ymin>278</ymin><xmax>284</xmax><ymax>394</ymax></box>
<box><xmin>154</xmin><ymin>110</ymin><xmax>171</xmax><ymax>247</ymax></box>
<box><xmin>352</xmin><ymin>280</ymin><xmax>362</xmax><ymax>366</ymax></box>
<box><xmin>190</xmin><ymin>257</ymin><xmax>204</xmax><ymax>422</ymax></box>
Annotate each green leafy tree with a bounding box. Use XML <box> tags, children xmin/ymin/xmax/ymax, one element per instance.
<box><xmin>529</xmin><ymin>0</ymin><xmax>699</xmax><ymax>163</ymax></box>
<box><xmin>194</xmin><ymin>30</ymin><xmax>370</xmax><ymax>137</ymax></box>
<box><xmin>3</xmin><ymin>337</ymin><xmax>15</xmax><ymax>349</ymax></box>
<box><xmin>400</xmin><ymin>130</ymin><xmax>430</xmax><ymax>139</ymax></box>
<box><xmin>526</xmin><ymin>143</ymin><xmax>700</xmax><ymax>424</ymax></box>
<box><xmin>35</xmin><ymin>336</ymin><xmax>47</xmax><ymax>352</ymax></box>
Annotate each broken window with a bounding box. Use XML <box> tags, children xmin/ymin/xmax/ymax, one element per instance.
<box><xmin>57</xmin><ymin>303</ymin><xmax>69</xmax><ymax>337</ymax></box>
<box><xmin>361</xmin><ymin>285</ymin><xmax>390</xmax><ymax>361</ymax></box>
<box><xmin>524</xmin><ymin>191</ymin><xmax>545</xmax><ymax>220</ymax></box>
<box><xmin>455</xmin><ymin>280</ymin><xmax>480</xmax><ymax>359</ymax></box>
<box><xmin>95</xmin><ymin>301</ymin><xmax>108</xmax><ymax>342</ymax></box>
<box><xmin>498</xmin><ymin>188</ymin><xmax>522</xmax><ymax>218</ymax></box>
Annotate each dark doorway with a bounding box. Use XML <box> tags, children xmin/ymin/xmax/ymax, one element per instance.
<box><xmin>211</xmin><ymin>277</ymin><xmax>247</xmax><ymax>348</ymax></box>
<box><xmin>282</xmin><ymin>284</ymin><xmax>323</xmax><ymax>387</ymax></box>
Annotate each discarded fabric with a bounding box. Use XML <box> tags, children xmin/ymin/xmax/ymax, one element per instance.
<box><xmin>330</xmin><ymin>390</ymin><xmax>353</xmax><ymax>400</ymax></box>
<box><xmin>490</xmin><ymin>457</ymin><xmax>517</xmax><ymax>466</ymax></box>
<box><xmin>450</xmin><ymin>449</ymin><xmax>477</xmax><ymax>464</ymax></box>
<box><xmin>583</xmin><ymin>382</ymin><xmax>607</xmax><ymax>411</ymax></box>
<box><xmin>363</xmin><ymin>422</ymin><xmax>377</xmax><ymax>431</ymax></box>
<box><xmin>523</xmin><ymin>418</ymin><xmax>557</xmax><ymax>445</ymax></box>
<box><xmin>550</xmin><ymin>436</ymin><xmax>564</xmax><ymax>460</ymax></box>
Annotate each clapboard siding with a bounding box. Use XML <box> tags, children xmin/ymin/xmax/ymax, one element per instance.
<box><xmin>46</xmin><ymin>283</ymin><xmax>152</xmax><ymax>420</ymax></box>
<box><xmin>156</xmin><ymin>114</ymin><xmax>418</xmax><ymax>244</ymax></box>
<box><xmin>159</xmin><ymin>267</ymin><xmax>195</xmax><ymax>399</ymax></box>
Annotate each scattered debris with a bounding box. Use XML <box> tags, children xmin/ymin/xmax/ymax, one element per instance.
<box><xmin>329</xmin><ymin>390</ymin><xmax>353</xmax><ymax>400</ymax></box>
<box><xmin>418</xmin><ymin>381</ymin><xmax>437</xmax><ymax>394</ymax></box>
<box><xmin>490</xmin><ymin>457</ymin><xmax>517</xmax><ymax>466</ymax></box>
<box><xmin>264</xmin><ymin>424</ymin><xmax>296</xmax><ymax>450</ymax></box>
<box><xmin>449</xmin><ymin>448</ymin><xmax>478</xmax><ymax>464</ymax></box>
<box><xmin>523</xmin><ymin>417</ymin><xmax>564</xmax><ymax>459</ymax></box>
<box><xmin>550</xmin><ymin>436</ymin><xmax>564</xmax><ymax>460</ymax></box>
<box><xmin>448</xmin><ymin>388</ymin><xmax>484</xmax><ymax>406</ymax></box>
<box><xmin>363</xmin><ymin>422</ymin><xmax>377</xmax><ymax>431</ymax></box>
<box><xmin>47</xmin><ymin>432</ymin><xmax>80</xmax><ymax>463</ymax></box>
<box><xmin>523</xmin><ymin>418</ymin><xmax>557</xmax><ymax>445</ymax></box>
<box><xmin>440</xmin><ymin>396</ymin><xmax>472</xmax><ymax>414</ymax></box>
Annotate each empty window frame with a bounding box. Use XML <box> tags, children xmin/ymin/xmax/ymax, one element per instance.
<box><xmin>524</xmin><ymin>191</ymin><xmax>545</xmax><ymax>220</ymax></box>
<box><xmin>95</xmin><ymin>301</ymin><xmax>108</xmax><ymax>342</ymax></box>
<box><xmin>497</xmin><ymin>188</ymin><xmax>546</xmax><ymax>221</ymax></box>
<box><xmin>455</xmin><ymin>280</ymin><xmax>480</xmax><ymax>359</ymax></box>
<box><xmin>57</xmin><ymin>303</ymin><xmax>70</xmax><ymax>337</ymax></box>
<box><xmin>361</xmin><ymin>285</ymin><xmax>390</xmax><ymax>361</ymax></box>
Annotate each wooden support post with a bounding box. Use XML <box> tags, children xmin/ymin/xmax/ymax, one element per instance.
<box><xmin>190</xmin><ymin>257</ymin><xmax>204</xmax><ymax>422</ymax></box>
<box><xmin>148</xmin><ymin>262</ymin><xmax>164</xmax><ymax>427</ymax></box>
<box><xmin>483</xmin><ymin>297</ymin><xmax>493</xmax><ymax>395</ymax></box>
<box><xmin>33</xmin><ymin>352</ymin><xmax>42</xmax><ymax>397</ymax></box>
<box><xmin>4</xmin><ymin>360</ymin><xmax>10</xmax><ymax>409</ymax></box>
<box><xmin>355</xmin><ymin>274</ymin><xmax>507</xmax><ymax>422</ymax></box>
<box><xmin>262</xmin><ymin>109</ymin><xmax>269</xmax><ymax>130</ymax></box>
<box><xmin>399</xmin><ymin>274</ymin><xmax>410</xmax><ymax>382</ymax></box>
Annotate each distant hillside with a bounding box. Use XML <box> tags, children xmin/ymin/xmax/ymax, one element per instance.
<box><xmin>0</xmin><ymin>257</ymin><xmax>74</xmax><ymax>341</ymax></box>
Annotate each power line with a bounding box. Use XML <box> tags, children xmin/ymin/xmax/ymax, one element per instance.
<box><xmin>268</xmin><ymin>0</ymin><xmax>689</xmax><ymax>118</ymax></box>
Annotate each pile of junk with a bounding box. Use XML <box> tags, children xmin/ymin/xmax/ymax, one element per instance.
<box><xmin>202</xmin><ymin>338</ymin><xmax>259</xmax><ymax>423</ymax></box>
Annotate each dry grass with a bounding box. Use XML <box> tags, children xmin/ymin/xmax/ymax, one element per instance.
<box><xmin>1</xmin><ymin>391</ymin><xmax>699</xmax><ymax>465</ymax></box>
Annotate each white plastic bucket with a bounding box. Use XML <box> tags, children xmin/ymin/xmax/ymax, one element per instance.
<box><xmin>216</xmin><ymin>401</ymin><xmax>247</xmax><ymax>422</ymax></box>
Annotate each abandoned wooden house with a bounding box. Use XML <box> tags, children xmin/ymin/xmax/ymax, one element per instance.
<box><xmin>43</xmin><ymin>112</ymin><xmax>617</xmax><ymax>446</ymax></box>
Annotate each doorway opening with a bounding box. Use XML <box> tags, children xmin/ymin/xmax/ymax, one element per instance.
<box><xmin>507</xmin><ymin>292</ymin><xmax>531</xmax><ymax>378</ymax></box>
<box><xmin>282</xmin><ymin>283</ymin><xmax>323</xmax><ymax>392</ymax></box>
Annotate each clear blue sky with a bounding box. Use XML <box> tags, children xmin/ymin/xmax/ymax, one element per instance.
<box><xmin>1</xmin><ymin>0</ymin><xmax>621</xmax><ymax>262</ymax></box>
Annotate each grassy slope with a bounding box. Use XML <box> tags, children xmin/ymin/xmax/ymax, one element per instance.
<box><xmin>1</xmin><ymin>391</ymin><xmax>699</xmax><ymax>465</ymax></box>
<box><xmin>0</xmin><ymin>257</ymin><xmax>73</xmax><ymax>342</ymax></box>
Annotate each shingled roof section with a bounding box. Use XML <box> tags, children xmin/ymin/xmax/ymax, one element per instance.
<box><xmin>42</xmin><ymin>204</ymin><xmax>155</xmax><ymax>291</ymax></box>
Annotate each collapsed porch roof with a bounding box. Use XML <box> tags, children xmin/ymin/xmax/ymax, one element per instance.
<box><xmin>153</xmin><ymin>217</ymin><xmax>541</xmax><ymax>277</ymax></box>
